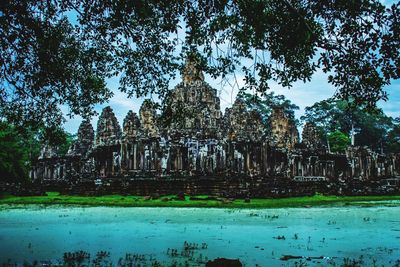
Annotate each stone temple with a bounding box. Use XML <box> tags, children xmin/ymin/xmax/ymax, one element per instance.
<box><xmin>31</xmin><ymin>60</ymin><xmax>400</xmax><ymax>195</ymax></box>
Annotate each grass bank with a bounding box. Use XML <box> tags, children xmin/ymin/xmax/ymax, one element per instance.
<box><xmin>1</xmin><ymin>192</ymin><xmax>400</xmax><ymax>208</ymax></box>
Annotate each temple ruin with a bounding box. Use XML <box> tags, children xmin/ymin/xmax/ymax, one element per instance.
<box><xmin>31</xmin><ymin>60</ymin><xmax>400</xmax><ymax>194</ymax></box>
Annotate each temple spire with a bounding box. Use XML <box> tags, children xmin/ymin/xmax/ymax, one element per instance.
<box><xmin>182</xmin><ymin>57</ymin><xmax>204</xmax><ymax>86</ymax></box>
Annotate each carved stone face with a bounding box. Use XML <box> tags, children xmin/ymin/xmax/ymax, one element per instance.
<box><xmin>302</xmin><ymin>122</ymin><xmax>321</xmax><ymax>149</ymax></box>
<box><xmin>96</xmin><ymin>106</ymin><xmax>121</xmax><ymax>145</ymax></box>
<box><xmin>222</xmin><ymin>98</ymin><xmax>265</xmax><ymax>141</ymax></box>
<box><xmin>182</xmin><ymin>59</ymin><xmax>204</xmax><ymax>86</ymax></box>
<box><xmin>123</xmin><ymin>111</ymin><xmax>141</xmax><ymax>138</ymax></box>
<box><xmin>270</xmin><ymin>107</ymin><xmax>298</xmax><ymax>149</ymax></box>
<box><xmin>139</xmin><ymin>100</ymin><xmax>159</xmax><ymax>138</ymax></box>
<box><xmin>78</xmin><ymin>120</ymin><xmax>94</xmax><ymax>144</ymax></box>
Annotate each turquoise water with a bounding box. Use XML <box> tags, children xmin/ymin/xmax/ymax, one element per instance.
<box><xmin>0</xmin><ymin>204</ymin><xmax>400</xmax><ymax>266</ymax></box>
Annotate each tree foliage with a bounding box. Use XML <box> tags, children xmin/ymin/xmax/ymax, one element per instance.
<box><xmin>1</xmin><ymin>0</ymin><xmax>399</xmax><ymax>129</ymax></box>
<box><xmin>0</xmin><ymin>121</ymin><xmax>74</xmax><ymax>183</ymax></box>
<box><xmin>236</xmin><ymin>90</ymin><xmax>299</xmax><ymax>125</ymax></box>
<box><xmin>328</xmin><ymin>130</ymin><xmax>350</xmax><ymax>153</ymax></box>
<box><xmin>0</xmin><ymin>1</ymin><xmax>113</xmax><ymax>130</ymax></box>
<box><xmin>301</xmin><ymin>99</ymin><xmax>396</xmax><ymax>152</ymax></box>
<box><xmin>0</xmin><ymin>122</ymin><xmax>38</xmax><ymax>182</ymax></box>
<box><xmin>387</xmin><ymin>117</ymin><xmax>400</xmax><ymax>153</ymax></box>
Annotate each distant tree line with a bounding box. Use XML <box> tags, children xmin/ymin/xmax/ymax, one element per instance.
<box><xmin>301</xmin><ymin>99</ymin><xmax>400</xmax><ymax>153</ymax></box>
<box><xmin>0</xmin><ymin>122</ymin><xmax>75</xmax><ymax>183</ymax></box>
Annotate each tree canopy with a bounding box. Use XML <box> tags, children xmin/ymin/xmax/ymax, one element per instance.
<box><xmin>301</xmin><ymin>99</ymin><xmax>399</xmax><ymax>152</ymax></box>
<box><xmin>328</xmin><ymin>130</ymin><xmax>351</xmax><ymax>153</ymax></box>
<box><xmin>236</xmin><ymin>90</ymin><xmax>299</xmax><ymax>125</ymax></box>
<box><xmin>387</xmin><ymin>117</ymin><xmax>400</xmax><ymax>153</ymax></box>
<box><xmin>0</xmin><ymin>121</ymin><xmax>74</xmax><ymax>183</ymax></box>
<box><xmin>1</xmin><ymin>0</ymin><xmax>399</xmax><ymax>129</ymax></box>
<box><xmin>0</xmin><ymin>122</ymin><xmax>31</xmax><ymax>182</ymax></box>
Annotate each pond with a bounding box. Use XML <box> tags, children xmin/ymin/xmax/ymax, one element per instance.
<box><xmin>1</xmin><ymin>204</ymin><xmax>400</xmax><ymax>266</ymax></box>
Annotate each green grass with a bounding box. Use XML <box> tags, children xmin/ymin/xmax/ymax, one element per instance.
<box><xmin>1</xmin><ymin>192</ymin><xmax>400</xmax><ymax>208</ymax></box>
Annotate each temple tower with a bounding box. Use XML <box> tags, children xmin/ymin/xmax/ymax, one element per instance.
<box><xmin>139</xmin><ymin>100</ymin><xmax>159</xmax><ymax>138</ymax></box>
<box><xmin>182</xmin><ymin>57</ymin><xmax>205</xmax><ymax>86</ymax></box>
<box><xmin>95</xmin><ymin>106</ymin><xmax>122</xmax><ymax>177</ymax></box>
<box><xmin>123</xmin><ymin>110</ymin><xmax>141</xmax><ymax>140</ymax></box>
<box><xmin>163</xmin><ymin>58</ymin><xmax>222</xmax><ymax>138</ymax></box>
<box><xmin>96</xmin><ymin>106</ymin><xmax>122</xmax><ymax>145</ymax></box>
<box><xmin>270</xmin><ymin>107</ymin><xmax>298</xmax><ymax>150</ymax></box>
<box><xmin>121</xmin><ymin>110</ymin><xmax>142</xmax><ymax>172</ymax></box>
<box><xmin>302</xmin><ymin>122</ymin><xmax>322</xmax><ymax>150</ymax></box>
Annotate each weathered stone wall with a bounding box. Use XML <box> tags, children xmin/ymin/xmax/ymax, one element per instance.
<box><xmin>346</xmin><ymin>147</ymin><xmax>398</xmax><ymax>180</ymax></box>
<box><xmin>31</xmin><ymin>145</ymin><xmax>65</xmax><ymax>181</ymax></box>
<box><xmin>33</xmin><ymin>131</ymin><xmax>400</xmax><ymax>183</ymax></box>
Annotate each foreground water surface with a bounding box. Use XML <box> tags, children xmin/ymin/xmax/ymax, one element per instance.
<box><xmin>1</xmin><ymin>203</ymin><xmax>400</xmax><ymax>266</ymax></box>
